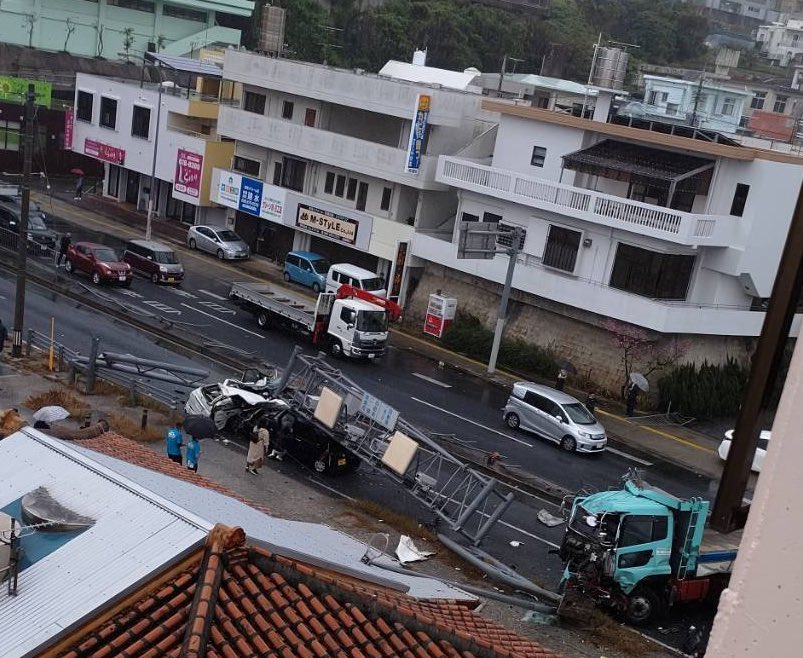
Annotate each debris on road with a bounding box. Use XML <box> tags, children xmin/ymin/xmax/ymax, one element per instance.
<box><xmin>396</xmin><ymin>535</ymin><xmax>435</xmax><ymax>564</ymax></box>
<box><xmin>537</xmin><ymin>509</ymin><xmax>565</xmax><ymax>527</ymax></box>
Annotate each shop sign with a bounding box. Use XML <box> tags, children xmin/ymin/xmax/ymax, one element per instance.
<box><xmin>296</xmin><ymin>204</ymin><xmax>358</xmax><ymax>245</ymax></box>
<box><xmin>390</xmin><ymin>241</ymin><xmax>408</xmax><ymax>300</ymax></box>
<box><xmin>405</xmin><ymin>94</ymin><xmax>430</xmax><ymax>174</ymax></box>
<box><xmin>174</xmin><ymin>148</ymin><xmax>203</xmax><ymax>198</ymax></box>
<box><xmin>84</xmin><ymin>138</ymin><xmax>125</xmax><ymax>165</ymax></box>
<box><xmin>238</xmin><ymin>176</ymin><xmax>263</xmax><ymax>216</ymax></box>
<box><xmin>217</xmin><ymin>171</ymin><xmax>241</xmax><ymax>206</ymax></box>
<box><xmin>64</xmin><ymin>109</ymin><xmax>74</xmax><ymax>150</ymax></box>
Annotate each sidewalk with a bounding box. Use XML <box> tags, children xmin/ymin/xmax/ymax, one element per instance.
<box><xmin>34</xmin><ymin>187</ymin><xmax>731</xmax><ymax>481</ymax></box>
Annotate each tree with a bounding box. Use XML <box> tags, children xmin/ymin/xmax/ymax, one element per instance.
<box><xmin>275</xmin><ymin>0</ymin><xmax>330</xmax><ymax>64</ymax></box>
<box><xmin>23</xmin><ymin>14</ymin><xmax>37</xmax><ymax>49</ymax></box>
<box><xmin>95</xmin><ymin>23</ymin><xmax>105</xmax><ymax>58</ymax></box>
<box><xmin>63</xmin><ymin>18</ymin><xmax>76</xmax><ymax>52</ymax></box>
<box><xmin>121</xmin><ymin>27</ymin><xmax>135</xmax><ymax>62</ymax></box>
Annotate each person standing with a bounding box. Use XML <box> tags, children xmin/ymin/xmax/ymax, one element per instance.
<box><xmin>57</xmin><ymin>232</ymin><xmax>71</xmax><ymax>267</ymax></box>
<box><xmin>165</xmin><ymin>421</ymin><xmax>184</xmax><ymax>464</ymax></box>
<box><xmin>625</xmin><ymin>382</ymin><xmax>638</xmax><ymax>417</ymax></box>
<box><xmin>0</xmin><ymin>317</ymin><xmax>7</xmax><ymax>355</ymax></box>
<box><xmin>246</xmin><ymin>424</ymin><xmax>268</xmax><ymax>474</ymax></box>
<box><xmin>268</xmin><ymin>413</ymin><xmax>294</xmax><ymax>461</ymax></box>
<box><xmin>585</xmin><ymin>392</ymin><xmax>598</xmax><ymax>417</ymax></box>
<box><xmin>74</xmin><ymin>175</ymin><xmax>84</xmax><ymax>200</ymax></box>
<box><xmin>186</xmin><ymin>435</ymin><xmax>200</xmax><ymax>472</ymax></box>
<box><xmin>555</xmin><ymin>368</ymin><xmax>568</xmax><ymax>391</ymax></box>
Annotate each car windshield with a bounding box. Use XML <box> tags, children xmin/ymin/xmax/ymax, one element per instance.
<box><xmin>216</xmin><ymin>230</ymin><xmax>241</xmax><ymax>242</ymax></box>
<box><xmin>356</xmin><ymin>310</ymin><xmax>389</xmax><ymax>332</ymax></box>
<box><xmin>27</xmin><ymin>215</ymin><xmax>47</xmax><ymax>230</ymax></box>
<box><xmin>311</xmin><ymin>258</ymin><xmax>331</xmax><ymax>274</ymax></box>
<box><xmin>361</xmin><ymin>277</ymin><xmax>384</xmax><ymax>291</ymax></box>
<box><xmin>155</xmin><ymin>251</ymin><xmax>179</xmax><ymax>264</ymax></box>
<box><xmin>570</xmin><ymin>505</ymin><xmax>619</xmax><ymax>544</ymax></box>
<box><xmin>564</xmin><ymin>402</ymin><xmax>597</xmax><ymax>425</ymax></box>
<box><xmin>92</xmin><ymin>248</ymin><xmax>119</xmax><ymax>262</ymax></box>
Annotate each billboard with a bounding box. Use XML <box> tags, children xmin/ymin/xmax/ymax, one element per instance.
<box><xmin>213</xmin><ymin>168</ymin><xmax>286</xmax><ymax>224</ymax></box>
<box><xmin>0</xmin><ymin>76</ymin><xmax>52</xmax><ymax>107</ymax></box>
<box><xmin>296</xmin><ymin>204</ymin><xmax>359</xmax><ymax>245</ymax></box>
<box><xmin>174</xmin><ymin>149</ymin><xmax>203</xmax><ymax>198</ymax></box>
<box><xmin>64</xmin><ymin>109</ymin><xmax>74</xmax><ymax>150</ymax></box>
<box><xmin>405</xmin><ymin>94</ymin><xmax>430</xmax><ymax>174</ymax></box>
<box><xmin>84</xmin><ymin>138</ymin><xmax>125</xmax><ymax>165</ymax></box>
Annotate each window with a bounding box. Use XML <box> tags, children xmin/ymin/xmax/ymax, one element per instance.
<box><xmin>609</xmin><ymin>243</ymin><xmax>695</xmax><ymax>300</ymax></box>
<box><xmin>730</xmin><ymin>183</ymin><xmax>750</xmax><ymax>217</ymax></box>
<box><xmin>380</xmin><ymin>187</ymin><xmax>392</xmax><ymax>211</ymax></box>
<box><xmin>496</xmin><ymin>223</ymin><xmax>526</xmax><ymax>250</ymax></box>
<box><xmin>334</xmin><ymin>174</ymin><xmax>346</xmax><ymax>197</ymax></box>
<box><xmin>665</xmin><ymin>103</ymin><xmax>678</xmax><ymax>116</ymax></box>
<box><xmin>647</xmin><ymin>90</ymin><xmax>658</xmax><ymax>105</ymax></box>
<box><xmin>108</xmin><ymin>0</ymin><xmax>155</xmax><ymax>11</ymax></box>
<box><xmin>304</xmin><ymin>108</ymin><xmax>316</xmax><ymax>127</ymax></box>
<box><xmin>0</xmin><ymin>121</ymin><xmax>20</xmax><ymax>151</ymax></box>
<box><xmin>233</xmin><ymin>156</ymin><xmax>260</xmax><ymax>177</ymax></box>
<box><xmin>774</xmin><ymin>95</ymin><xmax>789</xmax><ymax>113</ymax></box>
<box><xmin>131</xmin><ymin>105</ymin><xmax>151</xmax><ymax>139</ymax></box>
<box><xmin>346</xmin><ymin>178</ymin><xmax>357</xmax><ymax>201</ymax></box>
<box><xmin>243</xmin><ymin>91</ymin><xmax>266</xmax><ymax>114</ymax></box>
<box><xmin>750</xmin><ymin>91</ymin><xmax>766</xmax><ymax>110</ymax></box>
<box><xmin>721</xmin><ymin>97</ymin><xmax>735</xmax><ymax>116</ymax></box>
<box><xmin>280</xmin><ymin>156</ymin><xmax>306</xmax><ymax>191</ymax></box>
<box><xmin>76</xmin><ymin>90</ymin><xmax>94</xmax><ymax>122</ymax></box>
<box><xmin>163</xmin><ymin>3</ymin><xmax>206</xmax><ymax>21</ymax></box>
<box><xmin>282</xmin><ymin>100</ymin><xmax>294</xmax><ymax>120</ymax></box>
<box><xmin>356</xmin><ymin>182</ymin><xmax>368</xmax><ymax>211</ymax></box>
<box><xmin>461</xmin><ymin>211</ymin><xmax>479</xmax><ymax>222</ymax></box>
<box><xmin>482</xmin><ymin>211</ymin><xmax>502</xmax><ymax>224</ymax></box>
<box><xmin>324</xmin><ymin>171</ymin><xmax>335</xmax><ymax>194</ymax></box>
<box><xmin>273</xmin><ymin>162</ymin><xmax>282</xmax><ymax>186</ymax></box>
<box><xmin>619</xmin><ymin>515</ymin><xmax>668</xmax><ymax>547</ymax></box>
<box><xmin>99</xmin><ymin>97</ymin><xmax>118</xmax><ymax>129</ymax></box>
<box><xmin>542</xmin><ymin>225</ymin><xmax>581</xmax><ymax>273</ymax></box>
<box><xmin>530</xmin><ymin>146</ymin><xmax>547</xmax><ymax>167</ymax></box>
<box><xmin>739</xmin><ymin>115</ymin><xmax>750</xmax><ymax>128</ymax></box>
<box><xmin>107</xmin><ymin>165</ymin><xmax>121</xmax><ymax>197</ymax></box>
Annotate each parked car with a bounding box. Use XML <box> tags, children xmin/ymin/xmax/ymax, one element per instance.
<box><xmin>326</xmin><ymin>263</ymin><xmax>386</xmax><ymax>297</ymax></box>
<box><xmin>283</xmin><ymin>250</ymin><xmax>330</xmax><ymax>292</ymax></box>
<box><xmin>0</xmin><ymin>199</ymin><xmax>57</xmax><ymax>249</ymax></box>
<box><xmin>186</xmin><ymin>225</ymin><xmax>250</xmax><ymax>260</ymax></box>
<box><xmin>122</xmin><ymin>239</ymin><xmax>184</xmax><ymax>284</ymax></box>
<box><xmin>502</xmin><ymin>382</ymin><xmax>607</xmax><ymax>453</ymax></box>
<box><xmin>718</xmin><ymin>428</ymin><xmax>769</xmax><ymax>473</ymax></box>
<box><xmin>64</xmin><ymin>242</ymin><xmax>132</xmax><ymax>286</ymax></box>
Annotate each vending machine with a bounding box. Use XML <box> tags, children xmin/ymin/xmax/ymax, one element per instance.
<box><xmin>423</xmin><ymin>293</ymin><xmax>457</xmax><ymax>338</ymax></box>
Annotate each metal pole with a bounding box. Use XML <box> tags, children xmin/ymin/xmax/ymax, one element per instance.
<box><xmin>85</xmin><ymin>337</ymin><xmax>100</xmax><ymax>393</ymax></box>
<box><xmin>496</xmin><ymin>54</ymin><xmax>507</xmax><ymax>97</ymax></box>
<box><xmin>11</xmin><ymin>84</ymin><xmax>36</xmax><ymax>358</ymax></box>
<box><xmin>487</xmin><ymin>228</ymin><xmax>521</xmax><ymax>375</ymax></box>
<box><xmin>145</xmin><ymin>62</ymin><xmax>163</xmax><ymax>241</ymax></box>
<box><xmin>710</xmin><ymin>179</ymin><xmax>803</xmax><ymax>532</ymax></box>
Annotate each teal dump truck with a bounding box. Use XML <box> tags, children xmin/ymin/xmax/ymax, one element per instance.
<box><xmin>558</xmin><ymin>477</ymin><xmax>738</xmax><ymax>625</ymax></box>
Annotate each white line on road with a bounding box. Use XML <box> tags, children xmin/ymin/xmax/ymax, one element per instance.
<box><xmin>181</xmin><ymin>303</ymin><xmax>264</xmax><ymax>338</ymax></box>
<box><xmin>143</xmin><ymin>300</ymin><xmax>181</xmax><ymax>314</ymax></box>
<box><xmin>411</xmin><ymin>397</ymin><xmax>534</xmax><ymax>448</ymax></box>
<box><xmin>412</xmin><ymin>373</ymin><xmax>452</xmax><ymax>388</ymax></box>
<box><xmin>606</xmin><ymin>446</ymin><xmax>653</xmax><ymax>466</ymax></box>
<box><xmin>198</xmin><ymin>300</ymin><xmax>237</xmax><ymax>315</ymax></box>
<box><xmin>498</xmin><ymin>519</ymin><xmax>561</xmax><ymax>549</ymax></box>
<box><xmin>168</xmin><ymin>288</ymin><xmax>198</xmax><ymax>299</ymax></box>
<box><xmin>199</xmin><ymin>289</ymin><xmax>228</xmax><ymax>301</ymax></box>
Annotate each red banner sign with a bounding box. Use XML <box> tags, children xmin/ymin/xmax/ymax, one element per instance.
<box><xmin>174</xmin><ymin>148</ymin><xmax>203</xmax><ymax>198</ymax></box>
<box><xmin>84</xmin><ymin>138</ymin><xmax>125</xmax><ymax>165</ymax></box>
<box><xmin>64</xmin><ymin>109</ymin><xmax>74</xmax><ymax>150</ymax></box>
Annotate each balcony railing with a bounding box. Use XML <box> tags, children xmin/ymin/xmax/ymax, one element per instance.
<box><xmin>437</xmin><ymin>157</ymin><xmax>738</xmax><ymax>247</ymax></box>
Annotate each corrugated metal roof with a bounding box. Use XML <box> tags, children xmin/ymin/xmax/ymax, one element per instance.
<box><xmin>0</xmin><ymin>430</ymin><xmax>210</xmax><ymax>658</ymax></box>
<box><xmin>378</xmin><ymin>60</ymin><xmax>481</xmax><ymax>92</ymax></box>
<box><xmin>505</xmin><ymin>73</ymin><xmax>594</xmax><ymax>96</ymax></box>
<box><xmin>72</xmin><ymin>445</ymin><xmax>475</xmax><ymax>602</ymax></box>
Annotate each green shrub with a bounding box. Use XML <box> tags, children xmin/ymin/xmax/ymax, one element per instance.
<box><xmin>442</xmin><ymin>315</ymin><xmax>558</xmax><ymax>381</ymax></box>
<box><xmin>657</xmin><ymin>357</ymin><xmax>749</xmax><ymax>419</ymax></box>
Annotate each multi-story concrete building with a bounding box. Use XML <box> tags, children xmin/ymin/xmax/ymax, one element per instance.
<box><xmin>410</xmin><ymin>99</ymin><xmax>803</xmax><ymax>385</ymax></box>
<box><xmin>757</xmin><ymin>17</ymin><xmax>803</xmax><ymax>65</ymax></box>
<box><xmin>0</xmin><ymin>0</ymin><xmax>253</xmax><ymax>61</ymax></box>
<box><xmin>211</xmin><ymin>51</ymin><xmax>496</xmax><ymax>300</ymax></box>
<box><xmin>70</xmin><ymin>66</ymin><xmax>234</xmax><ymax>226</ymax></box>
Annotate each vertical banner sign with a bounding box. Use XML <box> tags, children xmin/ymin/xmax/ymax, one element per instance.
<box><xmin>174</xmin><ymin>149</ymin><xmax>203</xmax><ymax>198</ymax></box>
<box><xmin>64</xmin><ymin>108</ymin><xmax>74</xmax><ymax>150</ymax></box>
<box><xmin>390</xmin><ymin>241</ymin><xmax>408</xmax><ymax>300</ymax></box>
<box><xmin>405</xmin><ymin>94</ymin><xmax>431</xmax><ymax>174</ymax></box>
<box><xmin>238</xmin><ymin>177</ymin><xmax>263</xmax><ymax>216</ymax></box>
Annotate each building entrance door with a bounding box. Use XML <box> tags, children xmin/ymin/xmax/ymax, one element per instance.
<box><xmin>125</xmin><ymin>171</ymin><xmax>140</xmax><ymax>205</ymax></box>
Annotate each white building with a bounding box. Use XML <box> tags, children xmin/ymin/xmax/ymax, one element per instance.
<box><xmin>757</xmin><ymin>18</ymin><xmax>803</xmax><ymax>65</ymax></box>
<box><xmin>626</xmin><ymin>75</ymin><xmax>752</xmax><ymax>134</ymax></box>
<box><xmin>70</xmin><ymin>60</ymin><xmax>234</xmax><ymax>226</ymax></box>
<box><xmin>410</xmin><ymin>99</ymin><xmax>803</xmax><ymax>383</ymax></box>
<box><xmin>210</xmin><ymin>51</ymin><xmax>496</xmax><ymax>300</ymax></box>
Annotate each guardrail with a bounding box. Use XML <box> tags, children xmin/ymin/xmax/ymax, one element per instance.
<box><xmin>0</xmin><ymin>225</ymin><xmax>57</xmax><ymax>262</ymax></box>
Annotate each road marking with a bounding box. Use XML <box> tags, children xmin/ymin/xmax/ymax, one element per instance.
<box><xmin>412</xmin><ymin>373</ymin><xmax>452</xmax><ymax>388</ymax></box>
<box><xmin>637</xmin><ymin>424</ymin><xmax>717</xmax><ymax>454</ymax></box>
<box><xmin>498</xmin><ymin>519</ymin><xmax>561</xmax><ymax>549</ymax></box>
<box><xmin>181</xmin><ymin>303</ymin><xmax>265</xmax><ymax>338</ymax></box>
<box><xmin>168</xmin><ymin>288</ymin><xmax>198</xmax><ymax>299</ymax></box>
<box><xmin>143</xmin><ymin>300</ymin><xmax>181</xmax><ymax>314</ymax></box>
<box><xmin>119</xmin><ymin>290</ymin><xmax>144</xmax><ymax>299</ymax></box>
<box><xmin>199</xmin><ymin>300</ymin><xmax>237</xmax><ymax>315</ymax></box>
<box><xmin>606</xmin><ymin>446</ymin><xmax>653</xmax><ymax>466</ymax></box>
<box><xmin>411</xmin><ymin>397</ymin><xmax>534</xmax><ymax>447</ymax></box>
<box><xmin>199</xmin><ymin>289</ymin><xmax>228</xmax><ymax>301</ymax></box>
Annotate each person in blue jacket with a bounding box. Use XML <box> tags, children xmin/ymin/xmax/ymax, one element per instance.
<box><xmin>165</xmin><ymin>421</ymin><xmax>184</xmax><ymax>464</ymax></box>
<box><xmin>186</xmin><ymin>435</ymin><xmax>200</xmax><ymax>472</ymax></box>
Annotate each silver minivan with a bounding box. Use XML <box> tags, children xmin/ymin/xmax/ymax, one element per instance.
<box><xmin>502</xmin><ymin>382</ymin><xmax>607</xmax><ymax>453</ymax></box>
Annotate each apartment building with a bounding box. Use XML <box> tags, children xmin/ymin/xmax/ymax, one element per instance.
<box><xmin>757</xmin><ymin>17</ymin><xmax>803</xmax><ymax>65</ymax></box>
<box><xmin>411</xmin><ymin>99</ymin><xmax>803</xmax><ymax>384</ymax></box>
<box><xmin>70</xmin><ymin>63</ymin><xmax>234</xmax><ymax>225</ymax></box>
<box><xmin>212</xmin><ymin>51</ymin><xmax>495</xmax><ymax>300</ymax></box>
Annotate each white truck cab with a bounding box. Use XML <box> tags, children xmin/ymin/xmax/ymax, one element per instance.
<box><xmin>327</xmin><ymin>298</ymin><xmax>389</xmax><ymax>358</ymax></box>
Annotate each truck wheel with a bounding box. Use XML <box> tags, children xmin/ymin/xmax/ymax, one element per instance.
<box><xmin>151</xmin><ymin>273</ymin><xmax>159</xmax><ymax>284</ymax></box>
<box><xmin>283</xmin><ymin>272</ymin><xmax>291</xmax><ymax>283</ymax></box>
<box><xmin>257</xmin><ymin>312</ymin><xmax>271</xmax><ymax>329</ymax></box>
<box><xmin>314</xmin><ymin>458</ymin><xmax>327</xmax><ymax>473</ymax></box>
<box><xmin>505</xmin><ymin>412</ymin><xmax>520</xmax><ymax>429</ymax></box>
<box><xmin>92</xmin><ymin>272</ymin><xmax>102</xmax><ymax>286</ymax></box>
<box><xmin>625</xmin><ymin>587</ymin><xmax>661</xmax><ymax>626</ymax></box>
<box><xmin>329</xmin><ymin>339</ymin><xmax>343</xmax><ymax>358</ymax></box>
<box><xmin>560</xmin><ymin>435</ymin><xmax>577</xmax><ymax>452</ymax></box>
<box><xmin>189</xmin><ymin>238</ymin><xmax>197</xmax><ymax>250</ymax></box>
<box><xmin>312</xmin><ymin>282</ymin><xmax>321</xmax><ymax>293</ymax></box>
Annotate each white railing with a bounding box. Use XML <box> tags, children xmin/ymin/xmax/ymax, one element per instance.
<box><xmin>437</xmin><ymin>156</ymin><xmax>738</xmax><ymax>247</ymax></box>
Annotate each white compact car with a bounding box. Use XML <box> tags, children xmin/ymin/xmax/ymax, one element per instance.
<box><xmin>185</xmin><ymin>379</ymin><xmax>285</xmax><ymax>431</ymax></box>
<box><xmin>717</xmin><ymin>429</ymin><xmax>770</xmax><ymax>473</ymax></box>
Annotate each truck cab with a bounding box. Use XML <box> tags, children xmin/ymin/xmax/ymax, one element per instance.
<box><xmin>326</xmin><ymin>298</ymin><xmax>389</xmax><ymax>359</ymax></box>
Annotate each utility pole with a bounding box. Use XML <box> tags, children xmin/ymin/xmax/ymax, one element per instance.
<box><xmin>11</xmin><ymin>84</ymin><xmax>36</xmax><ymax>358</ymax></box>
<box><xmin>488</xmin><ymin>227</ymin><xmax>523</xmax><ymax>375</ymax></box>
<box><xmin>145</xmin><ymin>58</ymin><xmax>163</xmax><ymax>241</ymax></box>
<box><xmin>690</xmin><ymin>67</ymin><xmax>705</xmax><ymax>128</ymax></box>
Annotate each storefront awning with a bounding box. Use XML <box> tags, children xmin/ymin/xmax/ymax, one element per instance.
<box><xmin>562</xmin><ymin>139</ymin><xmax>715</xmax><ymax>182</ymax></box>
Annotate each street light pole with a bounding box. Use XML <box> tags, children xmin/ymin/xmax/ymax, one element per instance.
<box><xmin>11</xmin><ymin>84</ymin><xmax>36</xmax><ymax>358</ymax></box>
<box><xmin>145</xmin><ymin>61</ymin><xmax>163</xmax><ymax>241</ymax></box>
<box><xmin>487</xmin><ymin>227</ymin><xmax>523</xmax><ymax>375</ymax></box>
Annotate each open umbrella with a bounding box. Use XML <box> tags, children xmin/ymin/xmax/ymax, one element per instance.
<box><xmin>33</xmin><ymin>406</ymin><xmax>70</xmax><ymax>423</ymax></box>
<box><xmin>183</xmin><ymin>414</ymin><xmax>218</xmax><ymax>439</ymax></box>
<box><xmin>557</xmin><ymin>359</ymin><xmax>578</xmax><ymax>375</ymax></box>
<box><xmin>629</xmin><ymin>372</ymin><xmax>650</xmax><ymax>393</ymax></box>
<box><xmin>70</xmin><ymin>167</ymin><xmax>85</xmax><ymax>176</ymax></box>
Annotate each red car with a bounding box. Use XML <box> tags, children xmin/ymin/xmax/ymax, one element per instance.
<box><xmin>64</xmin><ymin>241</ymin><xmax>132</xmax><ymax>286</ymax></box>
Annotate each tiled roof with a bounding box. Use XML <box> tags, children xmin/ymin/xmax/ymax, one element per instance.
<box><xmin>72</xmin><ymin>432</ymin><xmax>272</xmax><ymax>515</ymax></box>
<box><xmin>47</xmin><ymin>524</ymin><xmax>560</xmax><ymax>658</ymax></box>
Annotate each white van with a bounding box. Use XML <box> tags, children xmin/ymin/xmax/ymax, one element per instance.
<box><xmin>326</xmin><ymin>263</ymin><xmax>387</xmax><ymax>297</ymax></box>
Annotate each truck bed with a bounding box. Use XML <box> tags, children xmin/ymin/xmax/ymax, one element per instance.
<box><xmin>229</xmin><ymin>281</ymin><xmax>319</xmax><ymax>329</ymax></box>
<box><xmin>696</xmin><ymin>527</ymin><xmax>741</xmax><ymax>576</ymax></box>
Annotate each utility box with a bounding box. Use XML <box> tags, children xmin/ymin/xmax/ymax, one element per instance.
<box><xmin>423</xmin><ymin>293</ymin><xmax>457</xmax><ymax>338</ymax></box>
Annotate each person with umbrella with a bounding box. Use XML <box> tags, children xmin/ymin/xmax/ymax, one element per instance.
<box><xmin>182</xmin><ymin>415</ymin><xmax>218</xmax><ymax>471</ymax></box>
<box><xmin>32</xmin><ymin>405</ymin><xmax>70</xmax><ymax>430</ymax></box>
<box><xmin>625</xmin><ymin>373</ymin><xmax>649</xmax><ymax>417</ymax></box>
<box><xmin>165</xmin><ymin>420</ymin><xmax>184</xmax><ymax>464</ymax></box>
<box><xmin>73</xmin><ymin>169</ymin><xmax>85</xmax><ymax>200</ymax></box>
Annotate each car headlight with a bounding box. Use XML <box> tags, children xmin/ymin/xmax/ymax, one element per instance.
<box><xmin>159</xmin><ymin>266</ymin><xmax>167</xmax><ymax>272</ymax></box>
<box><xmin>578</xmin><ymin>431</ymin><xmax>592</xmax><ymax>439</ymax></box>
